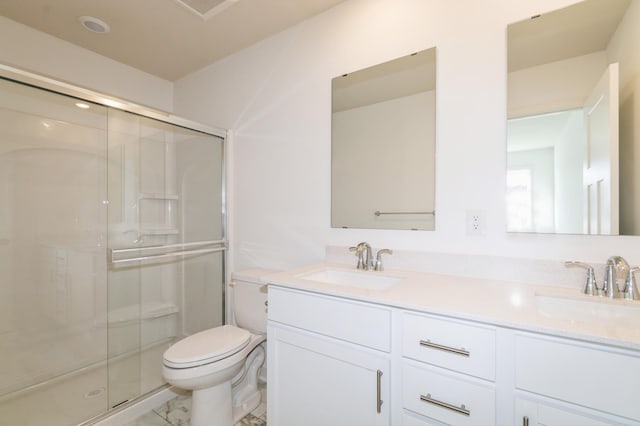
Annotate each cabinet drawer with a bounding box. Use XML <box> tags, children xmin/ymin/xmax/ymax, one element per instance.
<box><xmin>515</xmin><ymin>334</ymin><xmax>640</xmax><ymax>421</ymax></box>
<box><xmin>402</xmin><ymin>313</ymin><xmax>495</xmax><ymax>380</ymax></box>
<box><xmin>402</xmin><ymin>362</ymin><xmax>495</xmax><ymax>425</ymax></box>
<box><xmin>402</xmin><ymin>410</ymin><xmax>443</xmax><ymax>426</ymax></box>
<box><xmin>516</xmin><ymin>397</ymin><xmax>620</xmax><ymax>426</ymax></box>
<box><xmin>268</xmin><ymin>286</ymin><xmax>391</xmax><ymax>351</ymax></box>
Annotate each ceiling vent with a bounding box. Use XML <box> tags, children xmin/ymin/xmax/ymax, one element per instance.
<box><xmin>173</xmin><ymin>0</ymin><xmax>240</xmax><ymax>20</ymax></box>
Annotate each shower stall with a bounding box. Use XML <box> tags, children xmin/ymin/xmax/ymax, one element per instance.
<box><xmin>0</xmin><ymin>68</ymin><xmax>227</xmax><ymax>425</ymax></box>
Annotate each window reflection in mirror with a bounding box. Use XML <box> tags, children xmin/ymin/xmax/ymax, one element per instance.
<box><xmin>331</xmin><ymin>48</ymin><xmax>436</xmax><ymax>231</ymax></box>
<box><xmin>506</xmin><ymin>0</ymin><xmax>640</xmax><ymax>235</ymax></box>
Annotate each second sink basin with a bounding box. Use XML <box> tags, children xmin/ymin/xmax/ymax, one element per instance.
<box><xmin>536</xmin><ymin>291</ymin><xmax>640</xmax><ymax>323</ymax></box>
<box><xmin>296</xmin><ymin>267</ymin><xmax>402</xmax><ymax>291</ymax></box>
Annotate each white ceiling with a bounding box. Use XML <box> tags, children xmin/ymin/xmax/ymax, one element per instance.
<box><xmin>2</xmin><ymin>0</ymin><xmax>631</xmax><ymax>83</ymax></box>
<box><xmin>0</xmin><ymin>0</ymin><xmax>346</xmax><ymax>81</ymax></box>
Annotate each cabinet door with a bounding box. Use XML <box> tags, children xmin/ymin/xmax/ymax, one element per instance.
<box><xmin>515</xmin><ymin>398</ymin><xmax>623</xmax><ymax>426</ymax></box>
<box><xmin>268</xmin><ymin>323</ymin><xmax>390</xmax><ymax>426</ymax></box>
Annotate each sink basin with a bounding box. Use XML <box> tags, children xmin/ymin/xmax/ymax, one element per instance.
<box><xmin>296</xmin><ymin>268</ymin><xmax>402</xmax><ymax>291</ymax></box>
<box><xmin>536</xmin><ymin>292</ymin><xmax>640</xmax><ymax>323</ymax></box>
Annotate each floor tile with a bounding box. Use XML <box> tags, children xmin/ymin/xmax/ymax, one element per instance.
<box><xmin>235</xmin><ymin>413</ymin><xmax>266</xmax><ymax>426</ymax></box>
<box><xmin>153</xmin><ymin>394</ymin><xmax>191</xmax><ymax>425</ymax></box>
<box><xmin>123</xmin><ymin>410</ymin><xmax>172</xmax><ymax>426</ymax></box>
<box><xmin>131</xmin><ymin>381</ymin><xmax>267</xmax><ymax>426</ymax></box>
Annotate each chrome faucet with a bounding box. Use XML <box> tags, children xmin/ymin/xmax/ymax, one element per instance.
<box><xmin>349</xmin><ymin>242</ymin><xmax>374</xmax><ymax>270</ymax></box>
<box><xmin>566</xmin><ymin>257</ymin><xmax>639</xmax><ymax>300</ymax></box>
<box><xmin>602</xmin><ymin>256</ymin><xmax>629</xmax><ymax>299</ymax></box>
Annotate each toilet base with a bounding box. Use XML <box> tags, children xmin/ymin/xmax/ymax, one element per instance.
<box><xmin>189</xmin><ymin>345</ymin><xmax>264</xmax><ymax>426</ymax></box>
<box><xmin>231</xmin><ymin>343</ymin><xmax>265</xmax><ymax>423</ymax></box>
<box><xmin>232</xmin><ymin>388</ymin><xmax>261</xmax><ymax>423</ymax></box>
<box><xmin>191</xmin><ymin>381</ymin><xmax>232</xmax><ymax>426</ymax></box>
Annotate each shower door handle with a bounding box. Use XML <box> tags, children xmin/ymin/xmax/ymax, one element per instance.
<box><xmin>109</xmin><ymin>247</ymin><xmax>225</xmax><ymax>265</ymax></box>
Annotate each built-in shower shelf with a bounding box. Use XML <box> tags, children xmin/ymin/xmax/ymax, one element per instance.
<box><xmin>139</xmin><ymin>193</ymin><xmax>179</xmax><ymax>200</ymax></box>
<box><xmin>141</xmin><ymin>228</ymin><xmax>179</xmax><ymax>236</ymax></box>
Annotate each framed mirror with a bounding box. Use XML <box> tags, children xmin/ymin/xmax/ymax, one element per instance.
<box><xmin>506</xmin><ymin>0</ymin><xmax>639</xmax><ymax>235</ymax></box>
<box><xmin>331</xmin><ymin>48</ymin><xmax>436</xmax><ymax>230</ymax></box>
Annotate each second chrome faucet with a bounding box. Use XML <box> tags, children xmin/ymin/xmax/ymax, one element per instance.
<box><xmin>349</xmin><ymin>242</ymin><xmax>392</xmax><ymax>271</ymax></box>
<box><xmin>565</xmin><ymin>256</ymin><xmax>640</xmax><ymax>300</ymax></box>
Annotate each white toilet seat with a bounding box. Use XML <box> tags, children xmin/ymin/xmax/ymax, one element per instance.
<box><xmin>163</xmin><ymin>325</ymin><xmax>251</xmax><ymax>369</ymax></box>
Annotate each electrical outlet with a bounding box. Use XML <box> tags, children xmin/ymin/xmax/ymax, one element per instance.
<box><xmin>466</xmin><ymin>210</ymin><xmax>485</xmax><ymax>235</ymax></box>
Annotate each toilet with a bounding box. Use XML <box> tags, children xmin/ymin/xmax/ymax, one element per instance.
<box><xmin>162</xmin><ymin>270</ymin><xmax>268</xmax><ymax>426</ymax></box>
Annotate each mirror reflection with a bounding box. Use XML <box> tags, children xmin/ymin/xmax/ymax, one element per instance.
<box><xmin>331</xmin><ymin>48</ymin><xmax>436</xmax><ymax>231</ymax></box>
<box><xmin>506</xmin><ymin>0</ymin><xmax>639</xmax><ymax>235</ymax></box>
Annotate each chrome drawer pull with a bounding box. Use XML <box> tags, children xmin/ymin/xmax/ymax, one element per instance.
<box><xmin>419</xmin><ymin>339</ymin><xmax>470</xmax><ymax>357</ymax></box>
<box><xmin>420</xmin><ymin>393</ymin><xmax>470</xmax><ymax>416</ymax></box>
<box><xmin>523</xmin><ymin>416</ymin><xmax>529</xmax><ymax>426</ymax></box>
<box><xmin>376</xmin><ymin>370</ymin><xmax>383</xmax><ymax>414</ymax></box>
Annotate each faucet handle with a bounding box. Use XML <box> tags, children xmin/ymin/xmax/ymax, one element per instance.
<box><xmin>623</xmin><ymin>267</ymin><xmax>640</xmax><ymax>301</ymax></box>
<box><xmin>374</xmin><ymin>249</ymin><xmax>393</xmax><ymax>271</ymax></box>
<box><xmin>349</xmin><ymin>245</ymin><xmax>365</xmax><ymax>269</ymax></box>
<box><xmin>565</xmin><ymin>261</ymin><xmax>599</xmax><ymax>296</ymax></box>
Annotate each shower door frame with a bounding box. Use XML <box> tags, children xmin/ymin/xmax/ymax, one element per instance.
<box><xmin>0</xmin><ymin>63</ymin><xmax>229</xmax><ymax>421</ymax></box>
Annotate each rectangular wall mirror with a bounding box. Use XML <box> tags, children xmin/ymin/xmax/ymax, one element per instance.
<box><xmin>331</xmin><ymin>48</ymin><xmax>436</xmax><ymax>230</ymax></box>
<box><xmin>506</xmin><ymin>0</ymin><xmax>639</xmax><ymax>235</ymax></box>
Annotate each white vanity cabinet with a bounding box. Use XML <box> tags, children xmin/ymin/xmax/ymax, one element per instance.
<box><xmin>267</xmin><ymin>286</ymin><xmax>391</xmax><ymax>426</ymax></box>
<box><xmin>514</xmin><ymin>333</ymin><xmax>640</xmax><ymax>425</ymax></box>
<box><xmin>265</xmin><ymin>273</ymin><xmax>640</xmax><ymax>426</ymax></box>
<box><xmin>401</xmin><ymin>312</ymin><xmax>497</xmax><ymax>425</ymax></box>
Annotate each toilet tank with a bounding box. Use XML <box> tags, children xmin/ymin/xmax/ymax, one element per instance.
<box><xmin>231</xmin><ymin>269</ymin><xmax>270</xmax><ymax>334</ymax></box>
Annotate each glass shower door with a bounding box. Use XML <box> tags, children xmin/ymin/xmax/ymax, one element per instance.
<box><xmin>107</xmin><ymin>109</ymin><xmax>226</xmax><ymax>407</ymax></box>
<box><xmin>0</xmin><ymin>79</ymin><xmax>109</xmax><ymax>425</ymax></box>
<box><xmin>0</xmin><ymin>73</ymin><xmax>227</xmax><ymax>425</ymax></box>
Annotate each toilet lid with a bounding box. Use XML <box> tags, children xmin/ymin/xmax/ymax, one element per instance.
<box><xmin>163</xmin><ymin>325</ymin><xmax>251</xmax><ymax>369</ymax></box>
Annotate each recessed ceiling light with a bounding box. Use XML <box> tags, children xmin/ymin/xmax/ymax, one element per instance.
<box><xmin>75</xmin><ymin>102</ymin><xmax>91</xmax><ymax>109</ymax></box>
<box><xmin>79</xmin><ymin>16</ymin><xmax>110</xmax><ymax>33</ymax></box>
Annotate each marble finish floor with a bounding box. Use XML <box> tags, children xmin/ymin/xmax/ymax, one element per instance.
<box><xmin>125</xmin><ymin>386</ymin><xmax>267</xmax><ymax>426</ymax></box>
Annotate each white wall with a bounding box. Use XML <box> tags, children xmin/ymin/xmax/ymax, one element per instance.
<box><xmin>0</xmin><ymin>17</ymin><xmax>173</xmax><ymax>112</ymax></box>
<box><xmin>174</xmin><ymin>0</ymin><xmax>640</xmax><ymax>272</ymax></box>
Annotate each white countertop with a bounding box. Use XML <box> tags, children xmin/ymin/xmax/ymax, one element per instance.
<box><xmin>263</xmin><ymin>263</ymin><xmax>640</xmax><ymax>352</ymax></box>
